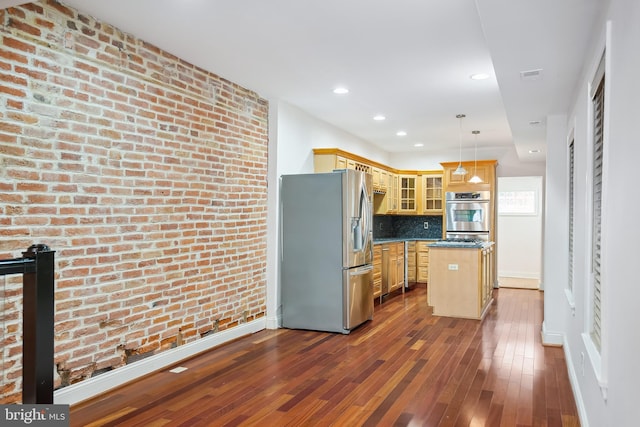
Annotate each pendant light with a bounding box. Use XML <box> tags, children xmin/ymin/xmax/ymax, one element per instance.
<box><xmin>468</xmin><ymin>130</ymin><xmax>483</xmax><ymax>183</ymax></box>
<box><xmin>453</xmin><ymin>114</ymin><xmax>467</xmax><ymax>175</ymax></box>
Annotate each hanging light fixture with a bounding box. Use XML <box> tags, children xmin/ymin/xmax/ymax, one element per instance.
<box><xmin>468</xmin><ymin>130</ymin><xmax>483</xmax><ymax>183</ymax></box>
<box><xmin>453</xmin><ymin>114</ymin><xmax>467</xmax><ymax>175</ymax></box>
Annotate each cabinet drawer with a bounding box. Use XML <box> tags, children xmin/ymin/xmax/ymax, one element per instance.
<box><xmin>416</xmin><ymin>241</ymin><xmax>431</xmax><ymax>251</ymax></box>
<box><xmin>417</xmin><ymin>267</ymin><xmax>429</xmax><ymax>282</ymax></box>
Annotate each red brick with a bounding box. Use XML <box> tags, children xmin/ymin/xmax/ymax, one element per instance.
<box><xmin>1</xmin><ymin>0</ymin><xmax>268</xmax><ymax>402</ymax></box>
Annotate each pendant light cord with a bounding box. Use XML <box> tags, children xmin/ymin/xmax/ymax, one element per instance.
<box><xmin>473</xmin><ymin>130</ymin><xmax>479</xmax><ymax>174</ymax></box>
<box><xmin>457</xmin><ymin>114</ymin><xmax>465</xmax><ymax>168</ymax></box>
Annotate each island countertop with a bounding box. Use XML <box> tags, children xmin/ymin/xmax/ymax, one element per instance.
<box><xmin>427</xmin><ymin>240</ymin><xmax>494</xmax><ymax>249</ymax></box>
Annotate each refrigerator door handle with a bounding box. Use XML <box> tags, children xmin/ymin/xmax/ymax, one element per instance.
<box><xmin>358</xmin><ymin>180</ymin><xmax>372</xmax><ymax>255</ymax></box>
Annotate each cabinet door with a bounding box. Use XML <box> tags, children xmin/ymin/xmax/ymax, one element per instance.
<box><xmin>416</xmin><ymin>241</ymin><xmax>430</xmax><ymax>283</ymax></box>
<box><xmin>467</xmin><ymin>165</ymin><xmax>489</xmax><ymax>183</ymax></box>
<box><xmin>373</xmin><ymin>245</ymin><xmax>382</xmax><ymax>298</ymax></box>
<box><xmin>423</xmin><ymin>174</ymin><xmax>443</xmax><ymax>213</ymax></box>
<box><xmin>388</xmin><ymin>243</ymin><xmax>398</xmax><ymax>291</ymax></box>
<box><xmin>407</xmin><ymin>241</ymin><xmax>416</xmax><ymax>283</ymax></box>
<box><xmin>387</xmin><ymin>174</ymin><xmax>398</xmax><ymax>213</ymax></box>
<box><xmin>395</xmin><ymin>242</ymin><xmax>405</xmax><ymax>289</ymax></box>
<box><xmin>446</xmin><ymin>167</ymin><xmax>468</xmax><ymax>186</ymax></box>
<box><xmin>371</xmin><ymin>167</ymin><xmax>381</xmax><ymax>191</ymax></box>
<box><xmin>335</xmin><ymin>156</ymin><xmax>348</xmax><ymax>170</ymax></box>
<box><xmin>379</xmin><ymin>169</ymin><xmax>388</xmax><ymax>192</ymax></box>
<box><xmin>399</xmin><ymin>175</ymin><xmax>417</xmax><ymax>213</ymax></box>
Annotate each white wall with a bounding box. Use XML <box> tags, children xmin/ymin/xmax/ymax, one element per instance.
<box><xmin>276</xmin><ymin>102</ymin><xmax>390</xmax><ymax>176</ymax></box>
<box><xmin>496</xmin><ymin>176</ymin><xmax>543</xmax><ymax>284</ymax></box>
<box><xmin>543</xmin><ymin>0</ymin><xmax>640</xmax><ymax>425</ymax></box>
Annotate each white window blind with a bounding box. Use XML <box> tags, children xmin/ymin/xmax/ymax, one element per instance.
<box><xmin>568</xmin><ymin>139</ymin><xmax>575</xmax><ymax>294</ymax></box>
<box><xmin>591</xmin><ymin>68</ymin><xmax>605</xmax><ymax>352</ymax></box>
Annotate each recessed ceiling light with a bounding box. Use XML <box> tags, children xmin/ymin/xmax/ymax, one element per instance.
<box><xmin>470</xmin><ymin>73</ymin><xmax>490</xmax><ymax>80</ymax></box>
<box><xmin>396</xmin><ymin>131</ymin><xmax>407</xmax><ymax>136</ymax></box>
<box><xmin>333</xmin><ymin>87</ymin><xmax>349</xmax><ymax>95</ymax></box>
<box><xmin>373</xmin><ymin>114</ymin><xmax>386</xmax><ymax>121</ymax></box>
<box><xmin>529</xmin><ymin>149</ymin><xmax>541</xmax><ymax>154</ymax></box>
<box><xmin>414</xmin><ymin>143</ymin><xmax>424</xmax><ymax>147</ymax></box>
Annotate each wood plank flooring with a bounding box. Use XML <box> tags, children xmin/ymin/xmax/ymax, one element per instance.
<box><xmin>70</xmin><ymin>285</ymin><xmax>580</xmax><ymax>426</ymax></box>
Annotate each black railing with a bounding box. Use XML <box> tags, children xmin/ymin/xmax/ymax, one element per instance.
<box><xmin>1</xmin><ymin>244</ymin><xmax>55</xmax><ymax>404</ymax></box>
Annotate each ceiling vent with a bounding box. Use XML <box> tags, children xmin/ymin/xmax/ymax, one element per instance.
<box><xmin>520</xmin><ymin>68</ymin><xmax>543</xmax><ymax>81</ymax></box>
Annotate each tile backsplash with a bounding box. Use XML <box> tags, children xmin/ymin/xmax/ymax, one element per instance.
<box><xmin>373</xmin><ymin>215</ymin><xmax>443</xmax><ymax>239</ymax></box>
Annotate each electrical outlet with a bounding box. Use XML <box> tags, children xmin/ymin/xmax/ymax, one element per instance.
<box><xmin>423</xmin><ymin>221</ymin><xmax>429</xmax><ymax>229</ymax></box>
<box><xmin>448</xmin><ymin>264</ymin><xmax>458</xmax><ymax>271</ymax></box>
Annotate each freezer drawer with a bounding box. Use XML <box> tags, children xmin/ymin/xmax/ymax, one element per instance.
<box><xmin>343</xmin><ymin>265</ymin><xmax>374</xmax><ymax>331</ymax></box>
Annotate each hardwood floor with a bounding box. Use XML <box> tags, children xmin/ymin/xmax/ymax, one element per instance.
<box><xmin>70</xmin><ymin>285</ymin><xmax>580</xmax><ymax>426</ymax></box>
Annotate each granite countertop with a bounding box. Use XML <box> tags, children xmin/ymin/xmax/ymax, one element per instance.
<box><xmin>373</xmin><ymin>237</ymin><xmax>441</xmax><ymax>244</ymax></box>
<box><xmin>427</xmin><ymin>241</ymin><xmax>495</xmax><ymax>249</ymax></box>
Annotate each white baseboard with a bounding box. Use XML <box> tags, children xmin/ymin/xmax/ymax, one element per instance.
<box><xmin>265</xmin><ymin>313</ymin><xmax>281</xmax><ymax>330</ymax></box>
<box><xmin>541</xmin><ymin>321</ymin><xmax>564</xmax><ymax>346</ymax></box>
<box><xmin>54</xmin><ymin>318</ymin><xmax>266</xmax><ymax>406</ymax></box>
<box><xmin>561</xmin><ymin>337</ymin><xmax>589</xmax><ymax>427</ymax></box>
<box><xmin>498</xmin><ymin>271</ymin><xmax>541</xmax><ymax>280</ymax></box>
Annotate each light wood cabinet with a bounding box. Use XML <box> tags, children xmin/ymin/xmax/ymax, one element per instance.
<box><xmin>440</xmin><ymin>160</ymin><xmax>496</xmax><ymax>193</ymax></box>
<box><xmin>372</xmin><ymin>167</ymin><xmax>381</xmax><ymax>192</ymax></box>
<box><xmin>379</xmin><ymin>169</ymin><xmax>388</xmax><ymax>192</ymax></box>
<box><xmin>371</xmin><ymin>167</ymin><xmax>389</xmax><ymax>194</ymax></box>
<box><xmin>416</xmin><ymin>241</ymin><xmax>430</xmax><ymax>283</ymax></box>
<box><xmin>427</xmin><ymin>245</ymin><xmax>495</xmax><ymax>320</ymax></box>
<box><xmin>373</xmin><ymin>173</ymin><xmax>398</xmax><ymax>215</ymax></box>
<box><xmin>406</xmin><ymin>241</ymin><xmax>416</xmax><ymax>283</ymax></box>
<box><xmin>314</xmin><ymin>150</ymin><xmax>372</xmax><ymax>175</ymax></box>
<box><xmin>422</xmin><ymin>173</ymin><xmax>443</xmax><ymax>214</ymax></box>
<box><xmin>373</xmin><ymin>244</ymin><xmax>382</xmax><ymax>299</ymax></box>
<box><xmin>387</xmin><ymin>173</ymin><xmax>398</xmax><ymax>213</ymax></box>
<box><xmin>315</xmin><ymin>148</ymin><xmax>399</xmax><ymax>214</ymax></box>
<box><xmin>380</xmin><ymin>241</ymin><xmax>405</xmax><ymax>296</ymax></box>
<box><xmin>480</xmin><ymin>245</ymin><xmax>495</xmax><ymax>308</ymax></box>
<box><xmin>388</xmin><ymin>242</ymin><xmax>405</xmax><ymax>292</ymax></box>
<box><xmin>335</xmin><ymin>155</ymin><xmax>347</xmax><ymax>170</ymax></box>
<box><xmin>398</xmin><ymin>175</ymin><xmax>417</xmax><ymax>213</ymax></box>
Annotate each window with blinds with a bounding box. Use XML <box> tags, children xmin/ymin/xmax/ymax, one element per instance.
<box><xmin>568</xmin><ymin>138</ymin><xmax>575</xmax><ymax>294</ymax></box>
<box><xmin>590</xmin><ymin>66</ymin><xmax>605</xmax><ymax>352</ymax></box>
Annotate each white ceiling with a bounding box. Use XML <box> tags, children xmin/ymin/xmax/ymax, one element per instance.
<box><xmin>3</xmin><ymin>0</ymin><xmax>605</xmax><ymax>162</ymax></box>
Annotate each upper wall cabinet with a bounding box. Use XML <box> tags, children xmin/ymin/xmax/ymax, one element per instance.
<box><xmin>314</xmin><ymin>148</ymin><xmax>444</xmax><ymax>216</ymax></box>
<box><xmin>422</xmin><ymin>173</ymin><xmax>443</xmax><ymax>214</ymax></box>
<box><xmin>440</xmin><ymin>160</ymin><xmax>497</xmax><ymax>193</ymax></box>
<box><xmin>398</xmin><ymin>174</ymin><xmax>417</xmax><ymax>214</ymax></box>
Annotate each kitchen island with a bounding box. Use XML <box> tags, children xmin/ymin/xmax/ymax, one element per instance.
<box><xmin>427</xmin><ymin>241</ymin><xmax>495</xmax><ymax>320</ymax></box>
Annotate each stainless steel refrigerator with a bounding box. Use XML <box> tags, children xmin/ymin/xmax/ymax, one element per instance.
<box><xmin>280</xmin><ymin>169</ymin><xmax>374</xmax><ymax>334</ymax></box>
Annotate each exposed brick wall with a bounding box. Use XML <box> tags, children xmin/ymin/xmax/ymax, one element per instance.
<box><xmin>0</xmin><ymin>1</ymin><xmax>269</xmax><ymax>403</ymax></box>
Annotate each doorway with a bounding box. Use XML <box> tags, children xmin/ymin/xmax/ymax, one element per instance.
<box><xmin>496</xmin><ymin>176</ymin><xmax>543</xmax><ymax>289</ymax></box>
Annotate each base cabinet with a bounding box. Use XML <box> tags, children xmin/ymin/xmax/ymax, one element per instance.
<box><xmin>373</xmin><ymin>245</ymin><xmax>382</xmax><ymax>299</ymax></box>
<box><xmin>407</xmin><ymin>241</ymin><xmax>416</xmax><ymax>283</ymax></box>
<box><xmin>416</xmin><ymin>241</ymin><xmax>430</xmax><ymax>283</ymax></box>
<box><xmin>428</xmin><ymin>245</ymin><xmax>494</xmax><ymax>320</ymax></box>
<box><xmin>377</xmin><ymin>242</ymin><xmax>406</xmax><ymax>299</ymax></box>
